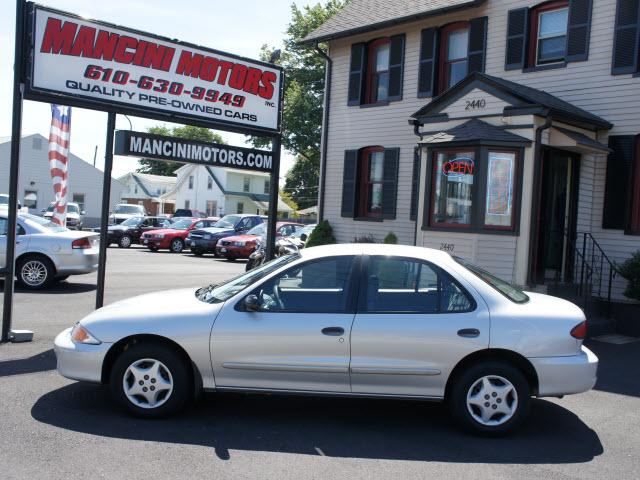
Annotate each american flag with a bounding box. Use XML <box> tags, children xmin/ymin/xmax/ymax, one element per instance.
<box><xmin>48</xmin><ymin>104</ymin><xmax>71</xmax><ymax>226</ymax></box>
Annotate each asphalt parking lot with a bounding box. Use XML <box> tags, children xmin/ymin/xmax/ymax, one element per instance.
<box><xmin>0</xmin><ymin>247</ymin><xmax>639</xmax><ymax>479</ymax></box>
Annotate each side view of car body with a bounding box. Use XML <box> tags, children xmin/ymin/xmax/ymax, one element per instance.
<box><xmin>216</xmin><ymin>222</ymin><xmax>304</xmax><ymax>260</ymax></box>
<box><xmin>187</xmin><ymin>214</ymin><xmax>265</xmax><ymax>256</ymax></box>
<box><xmin>1</xmin><ymin>209</ymin><xmax>99</xmax><ymax>289</ymax></box>
<box><xmin>42</xmin><ymin>202</ymin><xmax>85</xmax><ymax>230</ymax></box>
<box><xmin>141</xmin><ymin>217</ymin><xmax>218</xmax><ymax>253</ymax></box>
<box><xmin>107</xmin><ymin>216</ymin><xmax>171</xmax><ymax>248</ymax></box>
<box><xmin>54</xmin><ymin>244</ymin><xmax>597</xmax><ymax>435</ymax></box>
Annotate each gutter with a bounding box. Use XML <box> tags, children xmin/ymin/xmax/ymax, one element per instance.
<box><xmin>315</xmin><ymin>44</ymin><xmax>332</xmax><ymax>221</ymax></box>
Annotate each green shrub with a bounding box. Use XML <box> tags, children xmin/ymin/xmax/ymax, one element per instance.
<box><xmin>618</xmin><ymin>251</ymin><xmax>640</xmax><ymax>301</ymax></box>
<box><xmin>383</xmin><ymin>232</ymin><xmax>398</xmax><ymax>244</ymax></box>
<box><xmin>305</xmin><ymin>219</ymin><xmax>336</xmax><ymax>248</ymax></box>
<box><xmin>353</xmin><ymin>234</ymin><xmax>376</xmax><ymax>243</ymax></box>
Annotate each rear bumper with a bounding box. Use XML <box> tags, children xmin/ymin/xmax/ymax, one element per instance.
<box><xmin>55</xmin><ymin>250</ymin><xmax>99</xmax><ymax>275</ymax></box>
<box><xmin>530</xmin><ymin>346</ymin><xmax>598</xmax><ymax>397</ymax></box>
<box><xmin>54</xmin><ymin>327</ymin><xmax>112</xmax><ymax>383</ymax></box>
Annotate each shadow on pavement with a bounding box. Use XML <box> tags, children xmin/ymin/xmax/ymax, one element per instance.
<box><xmin>0</xmin><ymin>349</ymin><xmax>56</xmax><ymax>377</ymax></box>
<box><xmin>31</xmin><ymin>384</ymin><xmax>603</xmax><ymax>463</ymax></box>
<box><xmin>0</xmin><ymin>279</ymin><xmax>96</xmax><ymax>294</ymax></box>
<box><xmin>587</xmin><ymin>340</ymin><xmax>640</xmax><ymax>397</ymax></box>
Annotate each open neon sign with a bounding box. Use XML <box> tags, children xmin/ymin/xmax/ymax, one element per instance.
<box><xmin>442</xmin><ymin>157</ymin><xmax>474</xmax><ymax>177</ymax></box>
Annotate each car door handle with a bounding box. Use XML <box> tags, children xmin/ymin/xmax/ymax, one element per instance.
<box><xmin>321</xmin><ymin>327</ymin><xmax>344</xmax><ymax>336</ymax></box>
<box><xmin>457</xmin><ymin>328</ymin><xmax>480</xmax><ymax>338</ymax></box>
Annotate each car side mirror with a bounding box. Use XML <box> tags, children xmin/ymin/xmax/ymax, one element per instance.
<box><xmin>244</xmin><ymin>294</ymin><xmax>261</xmax><ymax>312</ymax></box>
<box><xmin>300</xmin><ymin>233</ymin><xmax>308</xmax><ymax>241</ymax></box>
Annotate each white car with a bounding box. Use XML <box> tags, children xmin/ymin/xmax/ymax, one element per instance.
<box><xmin>54</xmin><ymin>244</ymin><xmax>597</xmax><ymax>435</ymax></box>
<box><xmin>109</xmin><ymin>204</ymin><xmax>147</xmax><ymax>225</ymax></box>
<box><xmin>0</xmin><ymin>210</ymin><xmax>99</xmax><ymax>289</ymax></box>
<box><xmin>42</xmin><ymin>201</ymin><xmax>85</xmax><ymax>230</ymax></box>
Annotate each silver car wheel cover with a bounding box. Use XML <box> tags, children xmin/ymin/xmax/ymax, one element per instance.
<box><xmin>21</xmin><ymin>260</ymin><xmax>48</xmax><ymax>286</ymax></box>
<box><xmin>120</xmin><ymin>236</ymin><xmax>131</xmax><ymax>247</ymax></box>
<box><xmin>122</xmin><ymin>358</ymin><xmax>174</xmax><ymax>409</ymax></box>
<box><xmin>466</xmin><ymin>375</ymin><xmax>518</xmax><ymax>427</ymax></box>
<box><xmin>171</xmin><ymin>239</ymin><xmax>182</xmax><ymax>252</ymax></box>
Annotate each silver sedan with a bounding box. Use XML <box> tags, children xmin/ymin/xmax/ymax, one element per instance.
<box><xmin>54</xmin><ymin>244</ymin><xmax>597</xmax><ymax>435</ymax></box>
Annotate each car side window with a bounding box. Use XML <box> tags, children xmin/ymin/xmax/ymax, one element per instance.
<box><xmin>194</xmin><ymin>221</ymin><xmax>204</xmax><ymax>229</ymax></box>
<box><xmin>365</xmin><ymin>256</ymin><xmax>473</xmax><ymax>313</ymax></box>
<box><xmin>0</xmin><ymin>218</ymin><xmax>7</xmax><ymax>235</ymax></box>
<box><xmin>249</xmin><ymin>256</ymin><xmax>355</xmax><ymax>312</ymax></box>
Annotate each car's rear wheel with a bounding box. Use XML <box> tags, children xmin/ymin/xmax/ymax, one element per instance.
<box><xmin>110</xmin><ymin>342</ymin><xmax>192</xmax><ymax>418</ymax></box>
<box><xmin>169</xmin><ymin>238</ymin><xmax>184</xmax><ymax>253</ymax></box>
<box><xmin>16</xmin><ymin>255</ymin><xmax>55</xmax><ymax>290</ymax></box>
<box><xmin>448</xmin><ymin>361</ymin><xmax>530</xmax><ymax>436</ymax></box>
<box><xmin>118</xmin><ymin>235</ymin><xmax>132</xmax><ymax>248</ymax></box>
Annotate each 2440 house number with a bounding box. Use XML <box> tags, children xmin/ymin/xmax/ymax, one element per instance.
<box><xmin>465</xmin><ymin>99</ymin><xmax>486</xmax><ymax>110</ymax></box>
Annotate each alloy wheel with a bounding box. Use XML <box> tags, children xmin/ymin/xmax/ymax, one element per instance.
<box><xmin>466</xmin><ymin>375</ymin><xmax>518</xmax><ymax>426</ymax></box>
<box><xmin>122</xmin><ymin>358</ymin><xmax>174</xmax><ymax>409</ymax></box>
<box><xmin>21</xmin><ymin>260</ymin><xmax>48</xmax><ymax>287</ymax></box>
<box><xmin>171</xmin><ymin>239</ymin><xmax>183</xmax><ymax>252</ymax></box>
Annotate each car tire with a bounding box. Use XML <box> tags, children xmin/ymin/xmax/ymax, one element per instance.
<box><xmin>118</xmin><ymin>235</ymin><xmax>132</xmax><ymax>248</ymax></box>
<box><xmin>16</xmin><ymin>255</ymin><xmax>55</xmax><ymax>290</ymax></box>
<box><xmin>169</xmin><ymin>238</ymin><xmax>184</xmax><ymax>253</ymax></box>
<box><xmin>110</xmin><ymin>342</ymin><xmax>192</xmax><ymax>418</ymax></box>
<box><xmin>448</xmin><ymin>361</ymin><xmax>530</xmax><ymax>436</ymax></box>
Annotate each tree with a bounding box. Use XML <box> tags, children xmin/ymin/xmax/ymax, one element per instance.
<box><xmin>248</xmin><ymin>1</ymin><xmax>346</xmax><ymax>208</ymax></box>
<box><xmin>279</xmin><ymin>188</ymin><xmax>299</xmax><ymax>212</ymax></box>
<box><xmin>305</xmin><ymin>219</ymin><xmax>336</xmax><ymax>247</ymax></box>
<box><xmin>137</xmin><ymin>125</ymin><xmax>224</xmax><ymax>176</ymax></box>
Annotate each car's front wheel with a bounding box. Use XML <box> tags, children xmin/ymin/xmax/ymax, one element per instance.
<box><xmin>448</xmin><ymin>361</ymin><xmax>530</xmax><ymax>436</ymax></box>
<box><xmin>16</xmin><ymin>255</ymin><xmax>55</xmax><ymax>290</ymax></box>
<box><xmin>110</xmin><ymin>342</ymin><xmax>192</xmax><ymax>418</ymax></box>
<box><xmin>118</xmin><ymin>235</ymin><xmax>132</xmax><ymax>248</ymax></box>
<box><xmin>169</xmin><ymin>238</ymin><xmax>184</xmax><ymax>253</ymax></box>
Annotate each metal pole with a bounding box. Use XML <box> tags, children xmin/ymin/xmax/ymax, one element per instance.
<box><xmin>2</xmin><ymin>0</ymin><xmax>26</xmax><ymax>343</ymax></box>
<box><xmin>265</xmin><ymin>135</ymin><xmax>282</xmax><ymax>260</ymax></box>
<box><xmin>95</xmin><ymin>113</ymin><xmax>116</xmax><ymax>309</ymax></box>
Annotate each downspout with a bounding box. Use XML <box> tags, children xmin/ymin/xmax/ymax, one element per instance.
<box><xmin>411</xmin><ymin>119</ymin><xmax>424</xmax><ymax>246</ymax></box>
<box><xmin>527</xmin><ymin>112</ymin><xmax>553</xmax><ymax>286</ymax></box>
<box><xmin>315</xmin><ymin>44</ymin><xmax>332</xmax><ymax>221</ymax></box>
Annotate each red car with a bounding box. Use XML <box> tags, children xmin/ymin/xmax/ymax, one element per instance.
<box><xmin>141</xmin><ymin>217</ymin><xmax>219</xmax><ymax>253</ymax></box>
<box><xmin>216</xmin><ymin>222</ymin><xmax>304</xmax><ymax>260</ymax></box>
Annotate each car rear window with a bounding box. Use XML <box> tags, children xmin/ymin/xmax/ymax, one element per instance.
<box><xmin>453</xmin><ymin>256</ymin><xmax>529</xmax><ymax>304</ymax></box>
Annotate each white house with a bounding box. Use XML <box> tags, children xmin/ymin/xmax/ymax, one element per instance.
<box><xmin>0</xmin><ymin>134</ymin><xmax>125</xmax><ymax>227</ymax></box>
<box><xmin>174</xmin><ymin>164</ymin><xmax>294</xmax><ymax>217</ymax></box>
<box><xmin>117</xmin><ymin>171</ymin><xmax>176</xmax><ymax>215</ymax></box>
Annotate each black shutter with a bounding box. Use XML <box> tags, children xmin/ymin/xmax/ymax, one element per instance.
<box><xmin>603</xmin><ymin>136</ymin><xmax>635</xmax><ymax>229</ymax></box>
<box><xmin>505</xmin><ymin>8</ymin><xmax>529</xmax><ymax>70</ymax></box>
<box><xmin>612</xmin><ymin>0</ymin><xmax>640</xmax><ymax>75</ymax></box>
<box><xmin>348</xmin><ymin>43</ymin><xmax>366</xmax><ymax>105</ymax></box>
<box><xmin>410</xmin><ymin>147</ymin><xmax>421</xmax><ymax>221</ymax></box>
<box><xmin>382</xmin><ymin>148</ymin><xmax>400</xmax><ymax>219</ymax></box>
<box><xmin>388</xmin><ymin>34</ymin><xmax>405</xmax><ymax>101</ymax></box>
<box><xmin>341</xmin><ymin>150</ymin><xmax>359</xmax><ymax>218</ymax></box>
<box><xmin>468</xmin><ymin>17</ymin><xmax>488</xmax><ymax>74</ymax></box>
<box><xmin>418</xmin><ymin>27</ymin><xmax>438</xmax><ymax>98</ymax></box>
<box><xmin>566</xmin><ymin>0</ymin><xmax>593</xmax><ymax>62</ymax></box>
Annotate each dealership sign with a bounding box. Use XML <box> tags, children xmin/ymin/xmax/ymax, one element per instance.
<box><xmin>114</xmin><ymin>130</ymin><xmax>273</xmax><ymax>173</ymax></box>
<box><xmin>23</xmin><ymin>3</ymin><xmax>283</xmax><ymax>134</ymax></box>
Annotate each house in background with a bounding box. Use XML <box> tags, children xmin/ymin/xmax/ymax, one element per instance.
<box><xmin>117</xmin><ymin>172</ymin><xmax>176</xmax><ymax>215</ymax></box>
<box><xmin>0</xmin><ymin>134</ymin><xmax>124</xmax><ymax>227</ymax></box>
<box><xmin>174</xmin><ymin>164</ymin><xmax>294</xmax><ymax>217</ymax></box>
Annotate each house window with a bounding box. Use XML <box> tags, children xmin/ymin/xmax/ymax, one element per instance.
<box><xmin>72</xmin><ymin>193</ymin><xmax>85</xmax><ymax>212</ymax></box>
<box><xmin>366</xmin><ymin>38</ymin><xmax>390</xmax><ymax>103</ymax></box>
<box><xmin>23</xmin><ymin>190</ymin><xmax>37</xmax><ymax>209</ymax></box>
<box><xmin>439</xmin><ymin>22</ymin><xmax>470</xmax><ymax>93</ymax></box>
<box><xmin>237</xmin><ymin>202</ymin><xmax>244</xmax><ymax>214</ymax></box>
<box><xmin>134</xmin><ymin>184</ymin><xmax>138</xmax><ymax>194</ymax></box>
<box><xmin>427</xmin><ymin>147</ymin><xmax>520</xmax><ymax>233</ymax></box>
<box><xmin>185</xmin><ymin>200</ymin><xmax>190</xmax><ymax>209</ymax></box>
<box><xmin>264</xmin><ymin>179</ymin><xmax>270</xmax><ymax>194</ymax></box>
<box><xmin>207</xmin><ymin>176</ymin><xmax>213</xmax><ymax>190</ymax></box>
<box><xmin>358</xmin><ymin>147</ymin><xmax>385</xmax><ymax>217</ymax></box>
<box><xmin>530</xmin><ymin>2</ymin><xmax>569</xmax><ymax>65</ymax></box>
<box><xmin>243</xmin><ymin>177</ymin><xmax>250</xmax><ymax>192</ymax></box>
<box><xmin>188</xmin><ymin>175</ymin><xmax>194</xmax><ymax>189</ymax></box>
<box><xmin>206</xmin><ymin>200</ymin><xmax>217</xmax><ymax>217</ymax></box>
<box><xmin>32</xmin><ymin>137</ymin><xmax>42</xmax><ymax>150</ymax></box>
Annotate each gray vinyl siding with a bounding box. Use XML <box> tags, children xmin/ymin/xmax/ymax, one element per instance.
<box><xmin>323</xmin><ymin>0</ymin><xmax>640</xmax><ymax>295</ymax></box>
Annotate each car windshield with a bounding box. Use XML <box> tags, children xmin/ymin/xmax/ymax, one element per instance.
<box><xmin>171</xmin><ymin>219</ymin><xmax>193</xmax><ymax>230</ymax></box>
<box><xmin>196</xmin><ymin>253</ymin><xmax>300</xmax><ymax>303</ymax></box>
<box><xmin>214</xmin><ymin>215</ymin><xmax>241</xmax><ymax>228</ymax></box>
<box><xmin>453</xmin><ymin>256</ymin><xmax>529</xmax><ymax>304</ymax></box>
<box><xmin>67</xmin><ymin>204</ymin><xmax>79</xmax><ymax>214</ymax></box>
<box><xmin>292</xmin><ymin>224</ymin><xmax>315</xmax><ymax>238</ymax></box>
<box><xmin>247</xmin><ymin>224</ymin><xmax>266</xmax><ymax>236</ymax></box>
<box><xmin>21</xmin><ymin>212</ymin><xmax>67</xmax><ymax>232</ymax></box>
<box><xmin>114</xmin><ymin>205</ymin><xmax>143</xmax><ymax>214</ymax></box>
<box><xmin>121</xmin><ymin>217</ymin><xmax>144</xmax><ymax>226</ymax></box>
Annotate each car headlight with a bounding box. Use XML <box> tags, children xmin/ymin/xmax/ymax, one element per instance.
<box><xmin>71</xmin><ymin>323</ymin><xmax>101</xmax><ymax>345</ymax></box>
<box><xmin>234</xmin><ymin>241</ymin><xmax>245</xmax><ymax>247</ymax></box>
<box><xmin>156</xmin><ymin>234</ymin><xmax>165</xmax><ymax>239</ymax></box>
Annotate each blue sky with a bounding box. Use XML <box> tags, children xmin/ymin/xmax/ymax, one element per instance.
<box><xmin>0</xmin><ymin>0</ymin><xmax>319</xmax><ymax>179</ymax></box>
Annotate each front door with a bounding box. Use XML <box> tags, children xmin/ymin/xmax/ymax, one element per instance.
<box><xmin>350</xmin><ymin>256</ymin><xmax>489</xmax><ymax>398</ymax></box>
<box><xmin>534</xmin><ymin>149</ymin><xmax>579</xmax><ymax>284</ymax></box>
<box><xmin>211</xmin><ymin>255</ymin><xmax>358</xmax><ymax>393</ymax></box>
<box><xmin>0</xmin><ymin>218</ymin><xmax>29</xmax><ymax>271</ymax></box>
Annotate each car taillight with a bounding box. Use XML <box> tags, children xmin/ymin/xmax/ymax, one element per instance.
<box><xmin>72</xmin><ymin>237</ymin><xmax>91</xmax><ymax>249</ymax></box>
<box><xmin>570</xmin><ymin>321</ymin><xmax>587</xmax><ymax>339</ymax></box>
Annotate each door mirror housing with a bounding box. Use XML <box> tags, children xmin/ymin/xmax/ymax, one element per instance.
<box><xmin>300</xmin><ymin>233</ymin><xmax>308</xmax><ymax>242</ymax></box>
<box><xmin>244</xmin><ymin>294</ymin><xmax>261</xmax><ymax>312</ymax></box>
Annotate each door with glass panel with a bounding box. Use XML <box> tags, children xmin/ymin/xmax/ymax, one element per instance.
<box><xmin>350</xmin><ymin>256</ymin><xmax>489</xmax><ymax>397</ymax></box>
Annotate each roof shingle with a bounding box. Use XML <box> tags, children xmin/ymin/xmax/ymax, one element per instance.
<box><xmin>421</xmin><ymin>118</ymin><xmax>531</xmax><ymax>145</ymax></box>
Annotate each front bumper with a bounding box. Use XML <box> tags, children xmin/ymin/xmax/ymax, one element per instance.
<box><xmin>188</xmin><ymin>237</ymin><xmax>218</xmax><ymax>252</ymax></box>
<box><xmin>142</xmin><ymin>237</ymin><xmax>170</xmax><ymax>249</ymax></box>
<box><xmin>54</xmin><ymin>327</ymin><xmax>112</xmax><ymax>383</ymax></box>
<box><xmin>530</xmin><ymin>345</ymin><xmax>598</xmax><ymax>397</ymax></box>
<box><xmin>216</xmin><ymin>244</ymin><xmax>254</xmax><ymax>259</ymax></box>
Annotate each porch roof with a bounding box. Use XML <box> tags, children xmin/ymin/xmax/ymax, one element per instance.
<box><xmin>421</xmin><ymin>118</ymin><xmax>531</xmax><ymax>146</ymax></box>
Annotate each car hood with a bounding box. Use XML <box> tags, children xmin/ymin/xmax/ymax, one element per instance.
<box><xmin>108</xmin><ymin>225</ymin><xmax>133</xmax><ymax>232</ymax></box>
<box><xmin>143</xmin><ymin>228</ymin><xmax>183</xmax><ymax>235</ymax></box>
<box><xmin>198</xmin><ymin>227</ymin><xmax>235</xmax><ymax>235</ymax></box>
<box><xmin>222</xmin><ymin>233</ymin><xmax>257</xmax><ymax>243</ymax></box>
<box><xmin>79</xmin><ymin>288</ymin><xmax>223</xmax><ymax>343</ymax></box>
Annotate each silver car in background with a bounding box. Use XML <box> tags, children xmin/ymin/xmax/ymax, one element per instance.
<box><xmin>54</xmin><ymin>244</ymin><xmax>597</xmax><ymax>435</ymax></box>
<box><xmin>42</xmin><ymin>201</ymin><xmax>85</xmax><ymax>230</ymax></box>
<box><xmin>0</xmin><ymin>209</ymin><xmax>99</xmax><ymax>289</ymax></box>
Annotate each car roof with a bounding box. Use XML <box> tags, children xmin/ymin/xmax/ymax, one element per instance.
<box><xmin>299</xmin><ymin>243</ymin><xmax>453</xmax><ymax>262</ymax></box>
